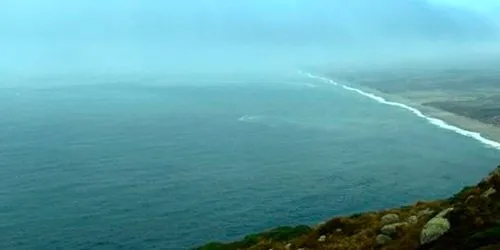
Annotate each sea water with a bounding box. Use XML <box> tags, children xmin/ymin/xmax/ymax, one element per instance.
<box><xmin>1</xmin><ymin>72</ymin><xmax>499</xmax><ymax>250</ymax></box>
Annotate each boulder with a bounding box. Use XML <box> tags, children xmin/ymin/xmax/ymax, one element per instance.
<box><xmin>318</xmin><ymin>235</ymin><xmax>326</xmax><ymax>242</ymax></box>
<box><xmin>465</xmin><ymin>195</ymin><xmax>476</xmax><ymax>204</ymax></box>
<box><xmin>418</xmin><ymin>208</ymin><xmax>435</xmax><ymax>217</ymax></box>
<box><xmin>482</xmin><ymin>187</ymin><xmax>496</xmax><ymax>198</ymax></box>
<box><xmin>381</xmin><ymin>222</ymin><xmax>409</xmax><ymax>235</ymax></box>
<box><xmin>408</xmin><ymin>215</ymin><xmax>418</xmax><ymax>225</ymax></box>
<box><xmin>420</xmin><ymin>217</ymin><xmax>450</xmax><ymax>245</ymax></box>
<box><xmin>376</xmin><ymin>234</ymin><xmax>392</xmax><ymax>245</ymax></box>
<box><xmin>435</xmin><ymin>207</ymin><xmax>454</xmax><ymax>218</ymax></box>
<box><xmin>381</xmin><ymin>214</ymin><xmax>400</xmax><ymax>225</ymax></box>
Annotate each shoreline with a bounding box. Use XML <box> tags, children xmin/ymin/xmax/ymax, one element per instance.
<box><xmin>303</xmin><ymin>71</ymin><xmax>500</xmax><ymax>149</ymax></box>
<box><xmin>349</xmin><ymin>83</ymin><xmax>500</xmax><ymax>146</ymax></box>
<box><xmin>196</xmin><ymin>74</ymin><xmax>500</xmax><ymax>250</ymax></box>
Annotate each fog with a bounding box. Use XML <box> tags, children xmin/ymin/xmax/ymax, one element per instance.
<box><xmin>1</xmin><ymin>0</ymin><xmax>500</xmax><ymax>77</ymax></box>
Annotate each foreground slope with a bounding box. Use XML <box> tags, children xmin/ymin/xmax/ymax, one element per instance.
<box><xmin>197</xmin><ymin>165</ymin><xmax>500</xmax><ymax>250</ymax></box>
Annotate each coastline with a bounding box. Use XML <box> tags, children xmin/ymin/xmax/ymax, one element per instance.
<box><xmin>194</xmin><ymin>73</ymin><xmax>500</xmax><ymax>250</ymax></box>
<box><xmin>347</xmin><ymin>83</ymin><xmax>500</xmax><ymax>146</ymax></box>
<box><xmin>303</xmin><ymin>71</ymin><xmax>500</xmax><ymax>149</ymax></box>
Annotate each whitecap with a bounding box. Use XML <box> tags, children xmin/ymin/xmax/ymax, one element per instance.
<box><xmin>238</xmin><ymin>115</ymin><xmax>259</xmax><ymax>122</ymax></box>
<box><xmin>300</xmin><ymin>71</ymin><xmax>500</xmax><ymax>150</ymax></box>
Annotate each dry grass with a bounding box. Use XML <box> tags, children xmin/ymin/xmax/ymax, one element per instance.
<box><xmin>196</xmin><ymin>166</ymin><xmax>500</xmax><ymax>250</ymax></box>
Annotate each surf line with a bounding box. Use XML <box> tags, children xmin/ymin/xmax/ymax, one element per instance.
<box><xmin>300</xmin><ymin>71</ymin><xmax>500</xmax><ymax>151</ymax></box>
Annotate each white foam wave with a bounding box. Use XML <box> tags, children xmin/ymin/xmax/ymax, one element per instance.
<box><xmin>300</xmin><ymin>71</ymin><xmax>500</xmax><ymax>150</ymax></box>
<box><xmin>238</xmin><ymin>115</ymin><xmax>261</xmax><ymax>122</ymax></box>
<box><xmin>238</xmin><ymin>115</ymin><xmax>309</xmax><ymax>129</ymax></box>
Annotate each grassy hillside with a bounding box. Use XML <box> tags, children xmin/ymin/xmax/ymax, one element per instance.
<box><xmin>196</xmin><ymin>165</ymin><xmax>500</xmax><ymax>250</ymax></box>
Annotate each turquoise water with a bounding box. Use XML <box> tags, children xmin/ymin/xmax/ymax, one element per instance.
<box><xmin>1</xmin><ymin>73</ymin><xmax>499</xmax><ymax>250</ymax></box>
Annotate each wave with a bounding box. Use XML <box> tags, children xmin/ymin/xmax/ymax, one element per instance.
<box><xmin>238</xmin><ymin>115</ymin><xmax>262</xmax><ymax>122</ymax></box>
<box><xmin>300</xmin><ymin>71</ymin><xmax>500</xmax><ymax>151</ymax></box>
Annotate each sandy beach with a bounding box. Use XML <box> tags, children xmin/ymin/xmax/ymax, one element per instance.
<box><xmin>358</xmin><ymin>85</ymin><xmax>500</xmax><ymax>143</ymax></box>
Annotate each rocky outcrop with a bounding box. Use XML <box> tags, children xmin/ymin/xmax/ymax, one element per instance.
<box><xmin>434</xmin><ymin>207</ymin><xmax>454</xmax><ymax>218</ymax></box>
<box><xmin>418</xmin><ymin>207</ymin><xmax>454</xmax><ymax>245</ymax></box>
<box><xmin>420</xmin><ymin>217</ymin><xmax>450</xmax><ymax>245</ymax></box>
<box><xmin>407</xmin><ymin>215</ymin><xmax>418</xmax><ymax>225</ymax></box>
<box><xmin>381</xmin><ymin>222</ymin><xmax>409</xmax><ymax>236</ymax></box>
<box><xmin>317</xmin><ymin>235</ymin><xmax>326</xmax><ymax>242</ymax></box>
<box><xmin>482</xmin><ymin>187</ymin><xmax>496</xmax><ymax>198</ymax></box>
<box><xmin>381</xmin><ymin>214</ymin><xmax>400</xmax><ymax>225</ymax></box>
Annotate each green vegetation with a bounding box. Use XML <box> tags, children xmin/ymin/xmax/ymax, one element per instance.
<box><xmin>196</xmin><ymin>165</ymin><xmax>500</xmax><ymax>249</ymax></box>
<box><xmin>195</xmin><ymin>225</ymin><xmax>312</xmax><ymax>250</ymax></box>
<box><xmin>329</xmin><ymin>65</ymin><xmax>500</xmax><ymax>127</ymax></box>
<box><xmin>464</xmin><ymin>227</ymin><xmax>500</xmax><ymax>249</ymax></box>
<box><xmin>448</xmin><ymin>185</ymin><xmax>477</xmax><ymax>203</ymax></box>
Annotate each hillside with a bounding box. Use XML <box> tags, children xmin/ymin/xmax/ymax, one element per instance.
<box><xmin>197</xmin><ymin>165</ymin><xmax>500</xmax><ymax>250</ymax></box>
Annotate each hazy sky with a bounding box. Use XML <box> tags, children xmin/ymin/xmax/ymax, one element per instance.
<box><xmin>430</xmin><ymin>0</ymin><xmax>500</xmax><ymax>11</ymax></box>
<box><xmin>1</xmin><ymin>0</ymin><xmax>499</xmax><ymax>76</ymax></box>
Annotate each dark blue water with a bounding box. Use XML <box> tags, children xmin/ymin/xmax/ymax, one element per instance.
<box><xmin>1</xmin><ymin>74</ymin><xmax>499</xmax><ymax>250</ymax></box>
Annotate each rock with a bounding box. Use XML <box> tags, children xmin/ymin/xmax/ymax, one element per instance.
<box><xmin>435</xmin><ymin>207</ymin><xmax>454</xmax><ymax>218</ymax></box>
<box><xmin>465</xmin><ymin>195</ymin><xmax>476</xmax><ymax>204</ymax></box>
<box><xmin>381</xmin><ymin>214</ymin><xmax>400</xmax><ymax>225</ymax></box>
<box><xmin>381</xmin><ymin>222</ymin><xmax>409</xmax><ymax>235</ymax></box>
<box><xmin>482</xmin><ymin>187</ymin><xmax>496</xmax><ymax>198</ymax></box>
<box><xmin>336</xmin><ymin>228</ymin><xmax>342</xmax><ymax>233</ymax></box>
<box><xmin>318</xmin><ymin>235</ymin><xmax>326</xmax><ymax>242</ymax></box>
<box><xmin>408</xmin><ymin>215</ymin><xmax>418</xmax><ymax>225</ymax></box>
<box><xmin>376</xmin><ymin>234</ymin><xmax>392</xmax><ymax>245</ymax></box>
<box><xmin>420</xmin><ymin>217</ymin><xmax>451</xmax><ymax>245</ymax></box>
<box><xmin>418</xmin><ymin>208</ymin><xmax>434</xmax><ymax>217</ymax></box>
<box><xmin>285</xmin><ymin>243</ymin><xmax>292</xmax><ymax>250</ymax></box>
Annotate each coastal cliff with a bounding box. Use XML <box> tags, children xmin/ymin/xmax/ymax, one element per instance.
<box><xmin>197</xmin><ymin>165</ymin><xmax>500</xmax><ymax>250</ymax></box>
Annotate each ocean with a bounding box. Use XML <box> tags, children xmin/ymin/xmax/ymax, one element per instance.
<box><xmin>1</xmin><ymin>72</ymin><xmax>499</xmax><ymax>250</ymax></box>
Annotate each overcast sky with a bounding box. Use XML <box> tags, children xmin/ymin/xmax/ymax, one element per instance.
<box><xmin>1</xmin><ymin>0</ymin><xmax>499</xmax><ymax>76</ymax></box>
<box><xmin>430</xmin><ymin>0</ymin><xmax>500</xmax><ymax>11</ymax></box>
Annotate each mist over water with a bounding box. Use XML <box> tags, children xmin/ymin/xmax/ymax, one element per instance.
<box><xmin>2</xmin><ymin>0</ymin><xmax>500</xmax><ymax>77</ymax></box>
<box><xmin>2</xmin><ymin>1</ymin><xmax>500</xmax><ymax>250</ymax></box>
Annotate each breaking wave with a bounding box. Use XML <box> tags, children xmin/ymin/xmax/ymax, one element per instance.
<box><xmin>301</xmin><ymin>71</ymin><xmax>500</xmax><ymax>151</ymax></box>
